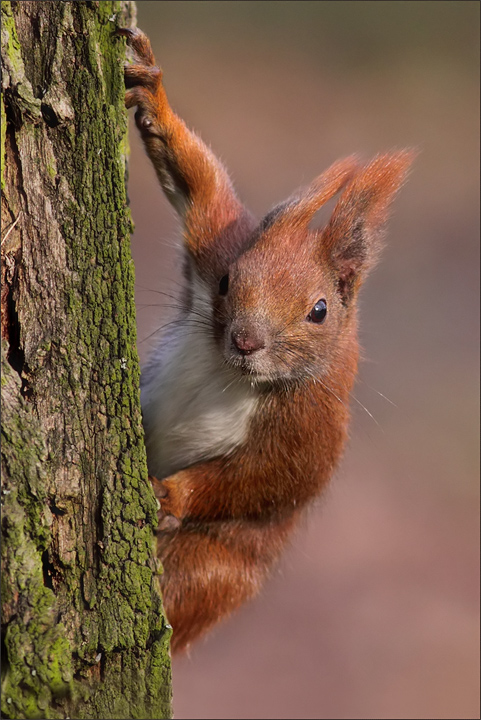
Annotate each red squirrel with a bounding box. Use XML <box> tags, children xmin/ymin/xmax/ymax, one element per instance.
<box><xmin>117</xmin><ymin>27</ymin><xmax>413</xmax><ymax>654</ymax></box>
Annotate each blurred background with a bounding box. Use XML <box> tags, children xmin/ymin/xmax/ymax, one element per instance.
<box><xmin>127</xmin><ymin>2</ymin><xmax>480</xmax><ymax>718</ymax></box>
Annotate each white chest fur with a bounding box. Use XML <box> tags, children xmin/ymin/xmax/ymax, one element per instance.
<box><xmin>140</xmin><ymin>283</ymin><xmax>260</xmax><ymax>479</ymax></box>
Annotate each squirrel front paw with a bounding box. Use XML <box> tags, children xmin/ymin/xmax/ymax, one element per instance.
<box><xmin>149</xmin><ymin>475</ymin><xmax>182</xmax><ymax>533</ymax></box>
<box><xmin>115</xmin><ymin>27</ymin><xmax>163</xmax><ymax>131</ymax></box>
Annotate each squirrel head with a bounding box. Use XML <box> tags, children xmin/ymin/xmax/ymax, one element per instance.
<box><xmin>205</xmin><ymin>151</ymin><xmax>414</xmax><ymax>385</ymax></box>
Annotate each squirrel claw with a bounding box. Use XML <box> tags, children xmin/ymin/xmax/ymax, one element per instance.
<box><xmin>115</xmin><ymin>26</ymin><xmax>156</xmax><ymax>67</ymax></box>
<box><xmin>114</xmin><ymin>27</ymin><xmax>135</xmax><ymax>39</ymax></box>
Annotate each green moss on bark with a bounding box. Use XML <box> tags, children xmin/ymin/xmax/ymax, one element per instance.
<box><xmin>1</xmin><ymin>2</ymin><xmax>172</xmax><ymax>718</ymax></box>
<box><xmin>1</xmin><ymin>349</ymin><xmax>74</xmax><ymax>720</ymax></box>
<box><xmin>1</xmin><ymin>93</ymin><xmax>6</xmax><ymax>189</ymax></box>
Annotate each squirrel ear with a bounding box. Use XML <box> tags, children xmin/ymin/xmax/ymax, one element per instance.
<box><xmin>260</xmin><ymin>156</ymin><xmax>360</xmax><ymax>238</ymax></box>
<box><xmin>322</xmin><ymin>150</ymin><xmax>415</xmax><ymax>304</ymax></box>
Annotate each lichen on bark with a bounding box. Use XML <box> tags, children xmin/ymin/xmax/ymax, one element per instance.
<box><xmin>1</xmin><ymin>2</ymin><xmax>172</xmax><ymax>718</ymax></box>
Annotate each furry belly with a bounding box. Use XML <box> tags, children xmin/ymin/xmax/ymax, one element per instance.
<box><xmin>141</xmin><ymin>326</ymin><xmax>260</xmax><ymax>478</ymax></box>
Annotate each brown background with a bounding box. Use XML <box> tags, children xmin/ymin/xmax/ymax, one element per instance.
<box><xmin>128</xmin><ymin>2</ymin><xmax>480</xmax><ymax>718</ymax></box>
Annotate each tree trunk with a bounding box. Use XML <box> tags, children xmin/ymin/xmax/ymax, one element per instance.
<box><xmin>1</xmin><ymin>2</ymin><xmax>172</xmax><ymax>718</ymax></box>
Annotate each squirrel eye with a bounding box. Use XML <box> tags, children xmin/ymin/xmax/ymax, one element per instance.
<box><xmin>219</xmin><ymin>274</ymin><xmax>229</xmax><ymax>296</ymax></box>
<box><xmin>307</xmin><ymin>299</ymin><xmax>327</xmax><ymax>324</ymax></box>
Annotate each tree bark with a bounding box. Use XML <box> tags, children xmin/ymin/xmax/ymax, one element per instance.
<box><xmin>1</xmin><ymin>2</ymin><xmax>172</xmax><ymax>718</ymax></box>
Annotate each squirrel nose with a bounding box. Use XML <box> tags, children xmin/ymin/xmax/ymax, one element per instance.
<box><xmin>231</xmin><ymin>326</ymin><xmax>266</xmax><ymax>355</ymax></box>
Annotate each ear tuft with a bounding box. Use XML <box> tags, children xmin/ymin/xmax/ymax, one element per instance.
<box><xmin>262</xmin><ymin>156</ymin><xmax>360</xmax><ymax>237</ymax></box>
<box><xmin>323</xmin><ymin>150</ymin><xmax>416</xmax><ymax>303</ymax></box>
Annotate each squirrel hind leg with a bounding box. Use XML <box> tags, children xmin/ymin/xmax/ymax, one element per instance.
<box><xmin>159</xmin><ymin>530</ymin><xmax>267</xmax><ymax>654</ymax></box>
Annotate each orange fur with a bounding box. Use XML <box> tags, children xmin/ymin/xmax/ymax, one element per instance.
<box><xmin>118</xmin><ymin>27</ymin><xmax>413</xmax><ymax>654</ymax></box>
